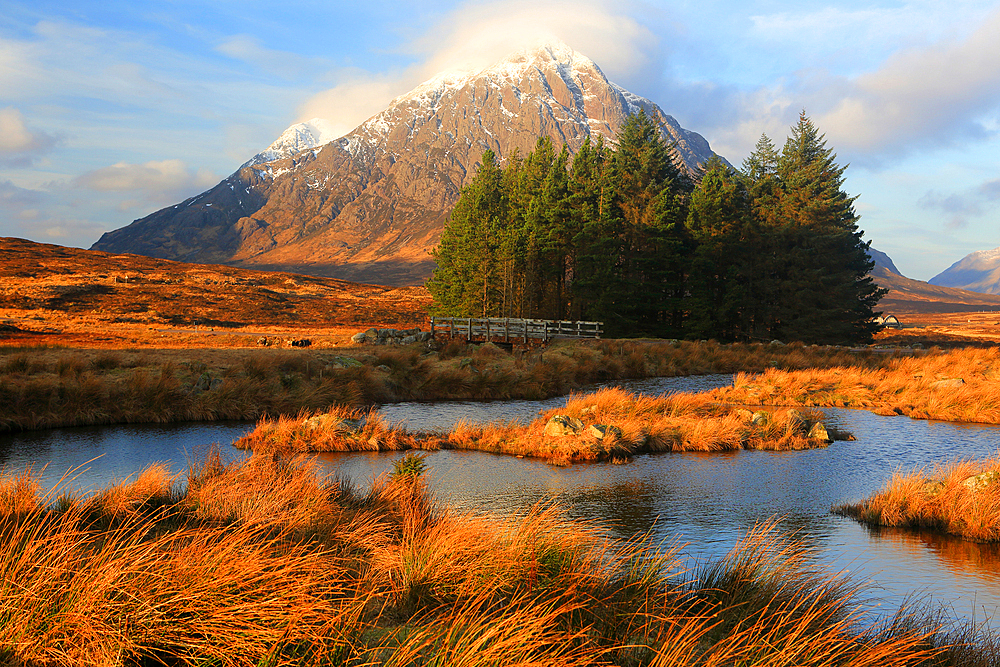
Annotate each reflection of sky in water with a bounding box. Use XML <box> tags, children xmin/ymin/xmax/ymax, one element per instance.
<box><xmin>2</xmin><ymin>374</ymin><xmax>1000</xmax><ymax>630</ymax></box>
<box><xmin>0</xmin><ymin>422</ymin><xmax>253</xmax><ymax>494</ymax></box>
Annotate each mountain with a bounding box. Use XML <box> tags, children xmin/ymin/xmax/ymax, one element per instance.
<box><xmin>867</xmin><ymin>247</ymin><xmax>901</xmax><ymax>276</ymax></box>
<box><xmin>91</xmin><ymin>43</ymin><xmax>722</xmax><ymax>286</ymax></box>
<box><xmin>241</xmin><ymin>118</ymin><xmax>340</xmax><ymax>168</ymax></box>
<box><xmin>928</xmin><ymin>246</ymin><xmax>1000</xmax><ymax>294</ymax></box>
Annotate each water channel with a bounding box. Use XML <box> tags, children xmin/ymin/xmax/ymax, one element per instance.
<box><xmin>2</xmin><ymin>373</ymin><xmax>999</xmax><ymax>632</ymax></box>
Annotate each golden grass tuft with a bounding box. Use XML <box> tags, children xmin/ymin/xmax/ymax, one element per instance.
<box><xmin>836</xmin><ymin>452</ymin><xmax>1000</xmax><ymax>542</ymax></box>
<box><xmin>0</xmin><ymin>458</ymin><xmax>990</xmax><ymax>666</ymax></box>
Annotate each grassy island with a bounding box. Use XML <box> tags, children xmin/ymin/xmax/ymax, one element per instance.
<box><xmin>836</xmin><ymin>453</ymin><xmax>1000</xmax><ymax>542</ymax></box>
<box><xmin>234</xmin><ymin>387</ymin><xmax>845</xmax><ymax>464</ymax></box>
<box><xmin>0</xmin><ymin>453</ymin><xmax>993</xmax><ymax>666</ymax></box>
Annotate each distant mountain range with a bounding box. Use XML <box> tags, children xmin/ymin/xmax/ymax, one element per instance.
<box><xmin>866</xmin><ymin>246</ymin><xmax>1000</xmax><ymax>314</ymax></box>
<box><xmin>92</xmin><ymin>43</ymin><xmax>721</xmax><ymax>286</ymax></box>
<box><xmin>929</xmin><ymin>246</ymin><xmax>1000</xmax><ymax>295</ymax></box>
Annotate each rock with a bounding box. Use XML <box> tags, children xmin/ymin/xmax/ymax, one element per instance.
<box><xmin>331</xmin><ymin>355</ymin><xmax>364</xmax><ymax>368</ymax></box>
<box><xmin>586</xmin><ymin>424</ymin><xmax>622</xmax><ymax>440</ymax></box>
<box><xmin>351</xmin><ymin>332</ymin><xmax>367</xmax><ymax>344</ymax></box>
<box><xmin>364</xmin><ymin>327</ymin><xmax>379</xmax><ymax>339</ymax></box>
<box><xmin>544</xmin><ymin>415</ymin><xmax>585</xmax><ymax>437</ymax></box>
<box><xmin>962</xmin><ymin>471</ymin><xmax>998</xmax><ymax>491</ymax></box>
<box><xmin>376</xmin><ymin>365</ymin><xmax>391</xmax><ymax>372</ymax></box>
<box><xmin>921</xmin><ymin>480</ymin><xmax>946</xmax><ymax>496</ymax></box>
<box><xmin>751</xmin><ymin>411</ymin><xmax>769</xmax><ymax>426</ymax></box>
<box><xmin>401</xmin><ymin>335</ymin><xmax>418</xmax><ymax>344</ymax></box>
<box><xmin>734</xmin><ymin>409</ymin><xmax>755</xmax><ymax>423</ymax></box>
<box><xmin>418</xmin><ymin>331</ymin><xmax>433</xmax><ymax>342</ymax></box>
<box><xmin>930</xmin><ymin>378</ymin><xmax>965</xmax><ymax>389</ymax></box>
<box><xmin>286</xmin><ymin>338</ymin><xmax>311</xmax><ymax>347</ymax></box>
<box><xmin>787</xmin><ymin>409</ymin><xmax>808</xmax><ymax>432</ymax></box>
<box><xmin>808</xmin><ymin>422</ymin><xmax>831</xmax><ymax>442</ymax></box>
<box><xmin>303</xmin><ymin>414</ymin><xmax>360</xmax><ymax>433</ymax></box>
<box><xmin>770</xmin><ymin>339</ymin><xmax>785</xmax><ymax>346</ymax></box>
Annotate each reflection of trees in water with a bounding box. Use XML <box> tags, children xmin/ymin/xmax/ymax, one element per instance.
<box><xmin>551</xmin><ymin>477</ymin><xmax>665</xmax><ymax>539</ymax></box>
<box><xmin>863</xmin><ymin>525</ymin><xmax>1000</xmax><ymax>579</ymax></box>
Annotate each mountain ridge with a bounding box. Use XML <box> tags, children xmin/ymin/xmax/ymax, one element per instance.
<box><xmin>92</xmin><ymin>42</ymin><xmax>722</xmax><ymax>286</ymax></box>
<box><xmin>929</xmin><ymin>245</ymin><xmax>1000</xmax><ymax>295</ymax></box>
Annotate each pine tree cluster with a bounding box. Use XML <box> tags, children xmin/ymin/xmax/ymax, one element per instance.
<box><xmin>428</xmin><ymin>111</ymin><xmax>886</xmax><ymax>345</ymax></box>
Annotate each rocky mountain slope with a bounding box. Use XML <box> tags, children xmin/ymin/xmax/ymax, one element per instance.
<box><xmin>929</xmin><ymin>246</ymin><xmax>1000</xmax><ymax>295</ymax></box>
<box><xmin>91</xmin><ymin>43</ymin><xmax>721</xmax><ymax>286</ymax></box>
<box><xmin>867</xmin><ymin>247</ymin><xmax>901</xmax><ymax>275</ymax></box>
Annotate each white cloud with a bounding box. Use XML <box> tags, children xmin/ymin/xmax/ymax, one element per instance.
<box><xmin>919</xmin><ymin>176</ymin><xmax>1000</xmax><ymax>230</ymax></box>
<box><xmin>0</xmin><ymin>180</ymin><xmax>43</xmax><ymax>208</ymax></box>
<box><xmin>297</xmin><ymin>0</ymin><xmax>659</xmax><ymax>138</ymax></box>
<box><xmin>216</xmin><ymin>35</ymin><xmax>318</xmax><ymax>79</ymax></box>
<box><xmin>816</xmin><ymin>8</ymin><xmax>1000</xmax><ymax>156</ymax></box>
<box><xmin>70</xmin><ymin>159</ymin><xmax>221</xmax><ymax>214</ymax></box>
<box><xmin>0</xmin><ymin>107</ymin><xmax>57</xmax><ymax>164</ymax></box>
<box><xmin>73</xmin><ymin>159</ymin><xmax>217</xmax><ymax>193</ymax></box>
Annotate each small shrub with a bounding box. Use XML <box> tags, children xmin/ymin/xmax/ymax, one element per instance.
<box><xmin>391</xmin><ymin>453</ymin><xmax>428</xmax><ymax>480</ymax></box>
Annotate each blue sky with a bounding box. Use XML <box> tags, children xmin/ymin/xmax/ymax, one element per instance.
<box><xmin>1</xmin><ymin>0</ymin><xmax>998</xmax><ymax>280</ymax></box>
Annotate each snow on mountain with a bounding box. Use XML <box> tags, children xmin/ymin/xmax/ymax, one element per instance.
<box><xmin>93</xmin><ymin>42</ymin><xmax>724</xmax><ymax>285</ymax></box>
<box><xmin>242</xmin><ymin>118</ymin><xmax>340</xmax><ymax>168</ymax></box>
<box><xmin>929</xmin><ymin>245</ymin><xmax>1000</xmax><ymax>295</ymax></box>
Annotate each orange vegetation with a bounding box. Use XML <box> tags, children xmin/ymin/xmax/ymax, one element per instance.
<box><xmin>235</xmin><ymin>387</ymin><xmax>843</xmax><ymax>464</ymax></box>
<box><xmin>836</xmin><ymin>453</ymin><xmax>1000</xmax><ymax>542</ymax></box>
<box><xmin>0</xmin><ymin>339</ymin><xmax>884</xmax><ymax>433</ymax></box>
<box><xmin>711</xmin><ymin>345</ymin><xmax>1000</xmax><ymax>424</ymax></box>
<box><xmin>0</xmin><ymin>454</ymin><xmax>981</xmax><ymax>666</ymax></box>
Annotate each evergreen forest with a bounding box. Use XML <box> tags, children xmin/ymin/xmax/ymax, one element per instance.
<box><xmin>427</xmin><ymin>111</ymin><xmax>886</xmax><ymax>344</ymax></box>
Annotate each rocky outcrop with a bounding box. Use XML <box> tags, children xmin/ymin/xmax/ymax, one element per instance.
<box><xmin>351</xmin><ymin>327</ymin><xmax>433</xmax><ymax>346</ymax></box>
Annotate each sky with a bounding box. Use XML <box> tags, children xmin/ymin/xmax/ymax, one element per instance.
<box><xmin>1</xmin><ymin>0</ymin><xmax>998</xmax><ymax>281</ymax></box>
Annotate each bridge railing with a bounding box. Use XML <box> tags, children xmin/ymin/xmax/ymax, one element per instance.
<box><xmin>430</xmin><ymin>317</ymin><xmax>603</xmax><ymax>342</ymax></box>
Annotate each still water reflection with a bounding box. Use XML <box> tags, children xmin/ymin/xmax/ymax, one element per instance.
<box><xmin>1</xmin><ymin>374</ymin><xmax>999</xmax><ymax>629</ymax></box>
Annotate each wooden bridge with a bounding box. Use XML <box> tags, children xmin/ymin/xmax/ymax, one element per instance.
<box><xmin>430</xmin><ymin>317</ymin><xmax>603</xmax><ymax>346</ymax></box>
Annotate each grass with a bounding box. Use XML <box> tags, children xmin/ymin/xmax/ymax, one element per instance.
<box><xmin>5</xmin><ymin>340</ymin><xmax>1000</xmax><ymax>435</ymax></box>
<box><xmin>711</xmin><ymin>346</ymin><xmax>1000</xmax><ymax>424</ymax></box>
<box><xmin>235</xmin><ymin>387</ymin><xmax>846</xmax><ymax>464</ymax></box>
<box><xmin>0</xmin><ymin>454</ymin><xmax>994</xmax><ymax>666</ymax></box>
<box><xmin>835</xmin><ymin>452</ymin><xmax>1000</xmax><ymax>542</ymax></box>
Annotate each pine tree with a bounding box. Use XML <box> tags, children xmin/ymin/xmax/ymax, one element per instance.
<box><xmin>427</xmin><ymin>150</ymin><xmax>509</xmax><ymax>317</ymax></box>
<box><xmin>764</xmin><ymin>113</ymin><xmax>885</xmax><ymax>344</ymax></box>
<box><xmin>686</xmin><ymin>156</ymin><xmax>752</xmax><ymax>340</ymax></box>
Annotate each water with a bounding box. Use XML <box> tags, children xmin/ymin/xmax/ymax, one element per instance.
<box><xmin>0</xmin><ymin>421</ymin><xmax>254</xmax><ymax>492</ymax></box>
<box><xmin>2</xmin><ymin>374</ymin><xmax>999</xmax><ymax>630</ymax></box>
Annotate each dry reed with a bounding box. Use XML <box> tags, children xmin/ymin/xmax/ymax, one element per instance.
<box><xmin>0</xmin><ymin>456</ymin><xmax>991</xmax><ymax>666</ymax></box>
<box><xmin>836</xmin><ymin>452</ymin><xmax>1000</xmax><ymax>542</ymax></box>
<box><xmin>713</xmin><ymin>346</ymin><xmax>1000</xmax><ymax>425</ymax></box>
<box><xmin>0</xmin><ymin>339</ymin><xmax>888</xmax><ymax>434</ymax></box>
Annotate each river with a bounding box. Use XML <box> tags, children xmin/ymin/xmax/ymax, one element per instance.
<box><xmin>2</xmin><ymin>373</ymin><xmax>998</xmax><ymax>631</ymax></box>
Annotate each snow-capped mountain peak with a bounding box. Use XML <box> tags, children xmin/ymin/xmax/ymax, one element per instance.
<box><xmin>242</xmin><ymin>118</ymin><xmax>341</xmax><ymax>168</ymax></box>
